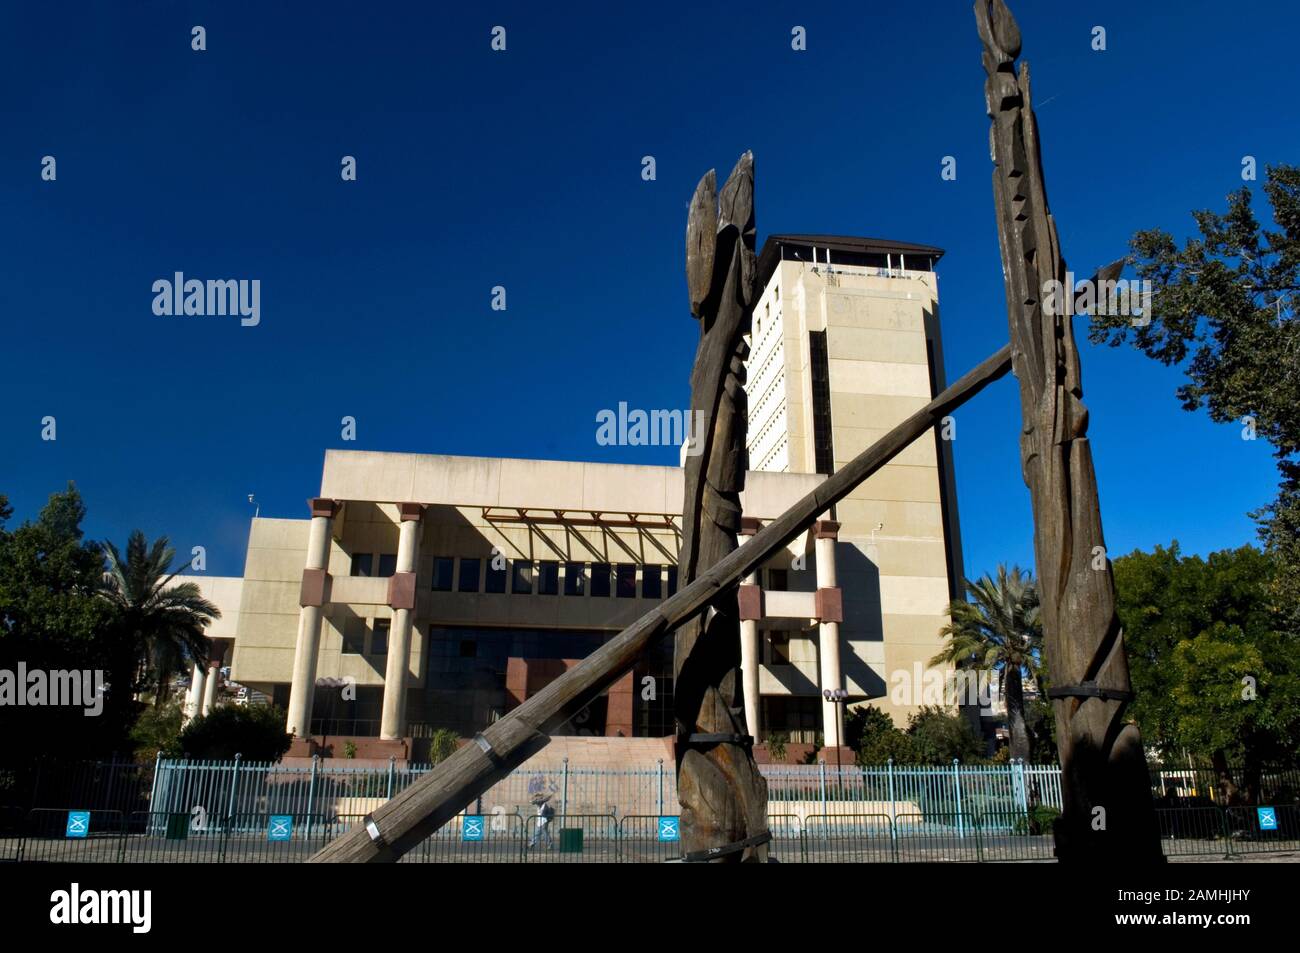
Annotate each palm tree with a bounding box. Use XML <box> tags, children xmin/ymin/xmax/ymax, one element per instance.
<box><xmin>101</xmin><ymin>531</ymin><xmax>220</xmax><ymax>707</ymax></box>
<box><xmin>930</xmin><ymin>565</ymin><xmax>1043</xmax><ymax>761</ymax></box>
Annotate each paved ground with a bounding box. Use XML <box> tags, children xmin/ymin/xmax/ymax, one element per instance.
<box><xmin>3</xmin><ymin>833</ymin><xmax>1295</xmax><ymax>863</ymax></box>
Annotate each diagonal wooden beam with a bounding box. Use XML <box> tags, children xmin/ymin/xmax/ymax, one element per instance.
<box><xmin>310</xmin><ymin>343</ymin><xmax>1013</xmax><ymax>862</ymax></box>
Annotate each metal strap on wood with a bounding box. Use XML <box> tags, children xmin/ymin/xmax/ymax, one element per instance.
<box><xmin>683</xmin><ymin>732</ymin><xmax>754</xmax><ymax>747</ymax></box>
<box><xmin>1047</xmin><ymin>681</ymin><xmax>1135</xmax><ymax>703</ymax></box>
<box><xmin>681</xmin><ymin>829</ymin><xmax>772</xmax><ymax>862</ymax></box>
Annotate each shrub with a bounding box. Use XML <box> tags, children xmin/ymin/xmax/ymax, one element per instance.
<box><xmin>177</xmin><ymin>704</ymin><xmax>292</xmax><ymax>761</ymax></box>
<box><xmin>766</xmin><ymin>732</ymin><xmax>789</xmax><ymax>763</ymax></box>
<box><xmin>428</xmin><ymin>728</ymin><xmax>459</xmax><ymax>765</ymax></box>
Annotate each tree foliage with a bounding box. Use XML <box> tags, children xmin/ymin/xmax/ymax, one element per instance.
<box><xmin>852</xmin><ymin>704</ymin><xmax>986</xmax><ymax>765</ymax></box>
<box><xmin>1113</xmin><ymin>542</ymin><xmax>1300</xmax><ymax>798</ymax></box>
<box><xmin>177</xmin><ymin>704</ymin><xmax>292</xmax><ymax>761</ymax></box>
<box><xmin>1090</xmin><ymin>165</ymin><xmax>1300</xmax><ymax>624</ymax></box>
<box><xmin>0</xmin><ymin>485</ymin><xmax>129</xmax><ymax>760</ymax></box>
<box><xmin>931</xmin><ymin>565</ymin><xmax>1043</xmax><ymax>760</ymax></box>
<box><xmin>100</xmin><ymin>530</ymin><xmax>219</xmax><ymax>706</ymax></box>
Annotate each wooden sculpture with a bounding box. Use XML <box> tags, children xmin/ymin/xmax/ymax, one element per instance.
<box><xmin>675</xmin><ymin>153</ymin><xmax>770</xmax><ymax>861</ymax></box>
<box><xmin>975</xmin><ymin>0</ymin><xmax>1162</xmax><ymax>860</ymax></box>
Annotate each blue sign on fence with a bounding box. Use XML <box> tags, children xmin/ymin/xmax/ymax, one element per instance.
<box><xmin>268</xmin><ymin>815</ymin><xmax>293</xmax><ymax>841</ymax></box>
<box><xmin>65</xmin><ymin>811</ymin><xmax>90</xmax><ymax>838</ymax></box>
<box><xmin>462</xmin><ymin>815</ymin><xmax>485</xmax><ymax>841</ymax></box>
<box><xmin>1258</xmin><ymin>806</ymin><xmax>1278</xmax><ymax>831</ymax></box>
<box><xmin>658</xmin><ymin>816</ymin><xmax>680</xmax><ymax>842</ymax></box>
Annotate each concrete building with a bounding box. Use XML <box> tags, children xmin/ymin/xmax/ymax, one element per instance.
<box><xmin>743</xmin><ymin>236</ymin><xmax>964</xmax><ymax>735</ymax></box>
<box><xmin>197</xmin><ymin>233</ymin><xmax>964</xmax><ymax>763</ymax></box>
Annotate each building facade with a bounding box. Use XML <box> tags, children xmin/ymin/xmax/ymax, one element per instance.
<box><xmin>197</xmin><ymin>234</ymin><xmax>964</xmax><ymax>760</ymax></box>
<box><xmin>743</xmin><ymin>235</ymin><xmax>965</xmax><ymax>734</ymax></box>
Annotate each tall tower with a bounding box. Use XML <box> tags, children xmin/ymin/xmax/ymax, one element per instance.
<box><xmin>744</xmin><ymin>235</ymin><xmax>965</xmax><ymax>730</ymax></box>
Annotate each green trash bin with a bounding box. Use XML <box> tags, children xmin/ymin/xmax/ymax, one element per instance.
<box><xmin>558</xmin><ymin>827</ymin><xmax>584</xmax><ymax>853</ymax></box>
<box><xmin>165</xmin><ymin>813</ymin><xmax>190</xmax><ymax>841</ymax></box>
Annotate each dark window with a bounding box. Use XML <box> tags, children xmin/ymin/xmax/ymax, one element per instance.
<box><xmin>642</xmin><ymin>564</ymin><xmax>662</xmax><ymax>599</ymax></box>
<box><xmin>564</xmin><ymin>562</ymin><xmax>586</xmax><ymax>595</ymax></box>
<box><xmin>666</xmin><ymin>566</ymin><xmax>678</xmax><ymax>596</ymax></box>
<box><xmin>431</xmin><ymin>557</ymin><xmax>454</xmax><ymax>591</ymax></box>
<box><xmin>350</xmin><ymin>553</ymin><xmax>373</xmax><ymax>577</ymax></box>
<box><xmin>616</xmin><ymin>564</ymin><xmax>638</xmax><ymax>598</ymax></box>
<box><xmin>538</xmin><ymin>560</ymin><xmax>559</xmax><ymax>595</ymax></box>
<box><xmin>458</xmin><ymin>557</ymin><xmax>481</xmax><ymax>593</ymax></box>
<box><xmin>485</xmin><ymin>558</ymin><xmax>506</xmax><ymax>593</ymax></box>
<box><xmin>767</xmin><ymin>632</ymin><xmax>792</xmax><ymax>665</ymax></box>
<box><xmin>809</xmin><ymin>330</ymin><xmax>835</xmax><ymax>475</ymax></box>
<box><xmin>768</xmin><ymin>569</ymin><xmax>789</xmax><ymax>592</ymax></box>
<box><xmin>370</xmin><ymin>619</ymin><xmax>390</xmax><ymax>656</ymax></box>
<box><xmin>590</xmin><ymin>563</ymin><xmax>611</xmax><ymax>598</ymax></box>
<box><xmin>512</xmin><ymin>560</ymin><xmax>534</xmax><ymax>594</ymax></box>
<box><xmin>459</xmin><ymin>639</ymin><xmax>476</xmax><ymax>658</ymax></box>
<box><xmin>342</xmin><ymin>618</ymin><xmax>366</xmax><ymax>655</ymax></box>
<box><xmin>377</xmin><ymin>553</ymin><xmax>398</xmax><ymax>578</ymax></box>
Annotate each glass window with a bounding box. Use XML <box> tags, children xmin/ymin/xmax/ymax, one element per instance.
<box><xmin>377</xmin><ymin>553</ymin><xmax>397</xmax><ymax>578</ymax></box>
<box><xmin>642</xmin><ymin>564</ymin><xmax>662</xmax><ymax>599</ymax></box>
<box><xmin>370</xmin><ymin>619</ymin><xmax>390</xmax><ymax>656</ymax></box>
<box><xmin>512</xmin><ymin>560</ymin><xmax>534</xmax><ymax>594</ymax></box>
<box><xmin>342</xmin><ymin>619</ymin><xmax>366</xmax><ymax>655</ymax></box>
<box><xmin>666</xmin><ymin>566</ymin><xmax>678</xmax><ymax>596</ymax></box>
<box><xmin>458</xmin><ymin>557</ymin><xmax>481</xmax><ymax>593</ymax></box>
<box><xmin>767</xmin><ymin>632</ymin><xmax>791</xmax><ymax>665</ymax></box>
<box><xmin>459</xmin><ymin>639</ymin><xmax>476</xmax><ymax>658</ymax></box>
<box><xmin>564</xmin><ymin>562</ymin><xmax>586</xmax><ymax>596</ymax></box>
<box><xmin>538</xmin><ymin>560</ymin><xmax>559</xmax><ymax>595</ymax></box>
<box><xmin>350</xmin><ymin>553</ymin><xmax>373</xmax><ymax>577</ymax></box>
<box><xmin>768</xmin><ymin>569</ymin><xmax>789</xmax><ymax>592</ymax></box>
<box><xmin>485</xmin><ymin>558</ymin><xmax>506</xmax><ymax>593</ymax></box>
<box><xmin>590</xmin><ymin>562</ymin><xmax>611</xmax><ymax>598</ymax></box>
<box><xmin>809</xmin><ymin>330</ymin><xmax>835</xmax><ymax>476</ymax></box>
<box><xmin>616</xmin><ymin>563</ymin><xmax>637</xmax><ymax>598</ymax></box>
<box><xmin>431</xmin><ymin>557</ymin><xmax>454</xmax><ymax>591</ymax></box>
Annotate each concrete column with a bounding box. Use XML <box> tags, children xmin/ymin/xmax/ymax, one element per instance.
<box><xmin>286</xmin><ymin>498</ymin><xmax>340</xmax><ymax>738</ymax></box>
<box><xmin>185</xmin><ymin>663</ymin><xmax>205</xmax><ymax>723</ymax></box>
<box><xmin>381</xmin><ymin>503</ymin><xmax>424</xmax><ymax>740</ymax></box>
<box><xmin>737</xmin><ymin>517</ymin><xmax>762</xmax><ymax>742</ymax></box>
<box><xmin>814</xmin><ymin>520</ymin><xmax>845</xmax><ymax>749</ymax></box>
<box><xmin>201</xmin><ymin>659</ymin><xmax>219</xmax><ymax>716</ymax></box>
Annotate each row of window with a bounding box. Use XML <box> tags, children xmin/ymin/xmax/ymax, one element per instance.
<box><xmin>433</xmin><ymin>557</ymin><xmax>680</xmax><ymax>599</ymax></box>
<box><xmin>341</xmin><ymin>618</ymin><xmax>390</xmax><ymax>657</ymax></box>
<box><xmin>338</xmin><ymin>616</ymin><xmax>795</xmax><ymax>666</ymax></box>
<box><xmin>350</xmin><ymin>553</ymin><xmax>681</xmax><ymax>600</ymax></box>
<box><xmin>351</xmin><ymin>554</ymin><xmax>798</xmax><ymax>595</ymax></box>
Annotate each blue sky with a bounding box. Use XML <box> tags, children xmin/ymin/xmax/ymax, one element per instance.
<box><xmin>1</xmin><ymin>0</ymin><xmax>1294</xmax><ymax>580</ymax></box>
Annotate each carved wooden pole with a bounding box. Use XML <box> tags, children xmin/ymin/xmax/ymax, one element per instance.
<box><xmin>975</xmin><ymin>0</ymin><xmax>1162</xmax><ymax>861</ymax></box>
<box><xmin>674</xmin><ymin>152</ymin><xmax>769</xmax><ymax>862</ymax></box>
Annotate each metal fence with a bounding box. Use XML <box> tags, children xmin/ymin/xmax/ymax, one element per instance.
<box><xmin>9</xmin><ymin>756</ymin><xmax>1297</xmax><ymax>822</ymax></box>
<box><xmin>148</xmin><ymin>757</ymin><xmax>1068</xmax><ymax>825</ymax></box>
<box><xmin>5</xmin><ymin>804</ymin><xmax>1297</xmax><ymax>862</ymax></box>
<box><xmin>5</xmin><ymin>756</ymin><xmax>1299</xmax><ymax>864</ymax></box>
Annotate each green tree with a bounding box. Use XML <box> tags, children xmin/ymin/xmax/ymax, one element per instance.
<box><xmin>845</xmin><ymin>703</ymin><xmax>896</xmax><ymax>752</ymax></box>
<box><xmin>100</xmin><ymin>530</ymin><xmax>220</xmax><ymax>707</ymax></box>
<box><xmin>930</xmin><ymin>566</ymin><xmax>1043</xmax><ymax>761</ymax></box>
<box><xmin>849</xmin><ymin>704</ymin><xmax>986</xmax><ymax>765</ymax></box>
<box><xmin>906</xmin><ymin>706</ymin><xmax>986</xmax><ymax>764</ymax></box>
<box><xmin>1113</xmin><ymin>542</ymin><xmax>1300</xmax><ymax>802</ymax></box>
<box><xmin>129</xmin><ymin>699</ymin><xmax>184</xmax><ymax>762</ymax></box>
<box><xmin>177</xmin><ymin>704</ymin><xmax>292</xmax><ymax>761</ymax></box>
<box><xmin>427</xmin><ymin>728</ymin><xmax>460</xmax><ymax>765</ymax></box>
<box><xmin>0</xmin><ymin>485</ymin><xmax>128</xmax><ymax>760</ymax></box>
<box><xmin>1090</xmin><ymin>165</ymin><xmax>1300</xmax><ymax>628</ymax></box>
